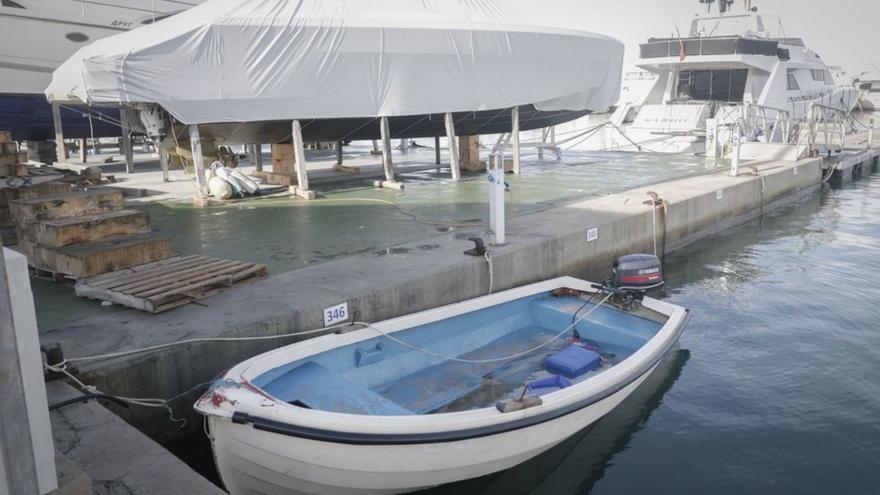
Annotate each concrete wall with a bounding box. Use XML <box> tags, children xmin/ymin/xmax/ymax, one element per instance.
<box><xmin>40</xmin><ymin>154</ymin><xmax>868</xmax><ymax>443</ymax></box>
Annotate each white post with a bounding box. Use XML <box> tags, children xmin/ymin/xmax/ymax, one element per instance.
<box><xmin>120</xmin><ymin>108</ymin><xmax>134</xmax><ymax>173</ymax></box>
<box><xmin>730</xmin><ymin>124</ymin><xmax>741</xmax><ymax>177</ymax></box>
<box><xmin>444</xmin><ymin>113</ymin><xmax>460</xmax><ymax>181</ymax></box>
<box><xmin>705</xmin><ymin>118</ymin><xmax>718</xmax><ymax>163</ymax></box>
<box><xmin>488</xmin><ymin>155</ymin><xmax>506</xmax><ymax>245</ymax></box>
<box><xmin>869</xmin><ymin>120</ymin><xmax>875</xmax><ymax>149</ymax></box>
<box><xmin>511</xmin><ymin>106</ymin><xmax>521</xmax><ymax>175</ymax></box>
<box><xmin>188</xmin><ymin>125</ymin><xmax>208</xmax><ymax>197</ymax></box>
<box><xmin>1</xmin><ymin>248</ymin><xmax>58</xmax><ymax>495</ymax></box>
<box><xmin>290</xmin><ymin>120</ymin><xmax>315</xmax><ymax>199</ymax></box>
<box><xmin>254</xmin><ymin>144</ymin><xmax>263</xmax><ymax>171</ymax></box>
<box><xmin>51</xmin><ymin>103</ymin><xmax>66</xmax><ymax>164</ymax></box>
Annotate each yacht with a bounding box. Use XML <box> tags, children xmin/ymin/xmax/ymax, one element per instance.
<box><xmin>0</xmin><ymin>0</ymin><xmax>203</xmax><ymax>140</ymax></box>
<box><xmin>854</xmin><ymin>64</ymin><xmax>880</xmax><ymax>112</ymax></box>
<box><xmin>605</xmin><ymin>0</ymin><xmax>860</xmax><ymax>154</ymax></box>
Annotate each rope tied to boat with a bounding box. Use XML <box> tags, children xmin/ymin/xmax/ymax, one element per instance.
<box><xmin>366</xmin><ymin>292</ymin><xmax>613</xmax><ymax>365</ymax></box>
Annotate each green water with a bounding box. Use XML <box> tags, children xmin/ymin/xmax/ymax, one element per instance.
<box><xmin>425</xmin><ymin>172</ymin><xmax>880</xmax><ymax>494</ymax></box>
<box><xmin>34</xmin><ymin>150</ymin><xmax>720</xmax><ymax>330</ymax></box>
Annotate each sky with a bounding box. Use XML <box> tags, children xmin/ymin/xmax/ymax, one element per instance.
<box><xmin>521</xmin><ymin>0</ymin><xmax>880</xmax><ymax>80</ymax></box>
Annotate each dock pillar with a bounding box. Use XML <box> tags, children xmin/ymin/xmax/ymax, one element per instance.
<box><xmin>51</xmin><ymin>103</ymin><xmax>66</xmax><ymax>164</ymax></box>
<box><xmin>290</xmin><ymin>120</ymin><xmax>316</xmax><ymax>200</ymax></box>
<box><xmin>444</xmin><ymin>113</ymin><xmax>461</xmax><ymax>181</ymax></box>
<box><xmin>188</xmin><ymin>125</ymin><xmax>208</xmax><ymax>199</ymax></box>
<box><xmin>79</xmin><ymin>138</ymin><xmax>88</xmax><ymax>163</ymax></box>
<box><xmin>0</xmin><ymin>248</ymin><xmax>59</xmax><ymax>495</ymax></box>
<box><xmin>120</xmin><ymin>109</ymin><xmax>134</xmax><ymax>173</ymax></box>
<box><xmin>511</xmin><ymin>106</ymin><xmax>521</xmax><ymax>175</ymax></box>
<box><xmin>488</xmin><ymin>155</ymin><xmax>506</xmax><ymax>245</ymax></box>
<box><xmin>336</xmin><ymin>141</ymin><xmax>344</xmax><ymax>166</ymax></box>
<box><xmin>434</xmin><ymin>136</ymin><xmax>441</xmax><ymax>166</ymax></box>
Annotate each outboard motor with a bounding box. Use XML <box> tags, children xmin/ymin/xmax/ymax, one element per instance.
<box><xmin>612</xmin><ymin>254</ymin><xmax>663</xmax><ymax>291</ymax></box>
<box><xmin>591</xmin><ymin>254</ymin><xmax>663</xmax><ymax>309</ymax></box>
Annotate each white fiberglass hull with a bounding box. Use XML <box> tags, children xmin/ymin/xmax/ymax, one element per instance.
<box><xmin>196</xmin><ymin>277</ymin><xmax>689</xmax><ymax>495</ymax></box>
<box><xmin>208</xmin><ymin>363</ymin><xmax>657</xmax><ymax>495</ymax></box>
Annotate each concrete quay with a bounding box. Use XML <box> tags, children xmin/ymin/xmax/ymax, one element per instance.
<box><xmin>39</xmin><ymin>149</ymin><xmax>874</xmax><ymax>443</ymax></box>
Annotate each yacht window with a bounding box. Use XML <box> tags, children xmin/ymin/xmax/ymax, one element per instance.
<box><xmin>787</xmin><ymin>70</ymin><xmax>800</xmax><ymax>91</ymax></box>
<box><xmin>677</xmin><ymin>69</ymin><xmax>748</xmax><ymax>102</ymax></box>
<box><xmin>1</xmin><ymin>0</ymin><xmax>25</xmax><ymax>8</ymax></box>
<box><xmin>811</xmin><ymin>69</ymin><xmax>826</xmax><ymax>83</ymax></box>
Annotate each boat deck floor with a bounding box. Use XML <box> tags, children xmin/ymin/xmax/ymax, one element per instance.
<box><xmin>374</xmin><ymin>325</ymin><xmax>575</xmax><ymax>414</ymax></box>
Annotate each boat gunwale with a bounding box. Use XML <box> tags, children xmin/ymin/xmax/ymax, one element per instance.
<box><xmin>195</xmin><ymin>276</ymin><xmax>689</xmax><ymax>438</ymax></box>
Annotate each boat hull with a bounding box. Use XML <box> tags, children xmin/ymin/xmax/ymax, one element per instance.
<box><xmin>208</xmin><ymin>361</ymin><xmax>659</xmax><ymax>495</ymax></box>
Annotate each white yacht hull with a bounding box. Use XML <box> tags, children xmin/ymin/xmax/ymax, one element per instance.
<box><xmin>207</xmin><ymin>364</ymin><xmax>657</xmax><ymax>495</ymax></box>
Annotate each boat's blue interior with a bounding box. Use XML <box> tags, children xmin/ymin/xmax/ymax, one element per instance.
<box><xmin>252</xmin><ymin>292</ymin><xmax>665</xmax><ymax>416</ymax></box>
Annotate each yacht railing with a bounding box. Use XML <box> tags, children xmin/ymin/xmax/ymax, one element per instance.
<box><xmin>800</xmin><ymin>102</ymin><xmax>851</xmax><ymax>154</ymax></box>
<box><xmin>715</xmin><ymin>102</ymin><xmax>794</xmax><ymax>144</ymax></box>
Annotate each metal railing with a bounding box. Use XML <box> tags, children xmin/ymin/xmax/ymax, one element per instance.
<box><xmin>800</xmin><ymin>102</ymin><xmax>851</xmax><ymax>153</ymax></box>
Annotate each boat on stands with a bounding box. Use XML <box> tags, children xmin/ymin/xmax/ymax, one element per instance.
<box><xmin>0</xmin><ymin>0</ymin><xmax>203</xmax><ymax>140</ymax></box>
<box><xmin>45</xmin><ymin>0</ymin><xmax>624</xmax><ymax>146</ymax></box>
<box><xmin>195</xmin><ymin>255</ymin><xmax>690</xmax><ymax>495</ymax></box>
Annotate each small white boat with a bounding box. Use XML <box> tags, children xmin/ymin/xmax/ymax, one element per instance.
<box><xmin>195</xmin><ymin>257</ymin><xmax>690</xmax><ymax>495</ymax></box>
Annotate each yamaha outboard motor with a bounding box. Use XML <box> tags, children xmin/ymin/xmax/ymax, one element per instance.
<box><xmin>592</xmin><ymin>254</ymin><xmax>663</xmax><ymax>309</ymax></box>
<box><xmin>612</xmin><ymin>254</ymin><xmax>663</xmax><ymax>291</ymax></box>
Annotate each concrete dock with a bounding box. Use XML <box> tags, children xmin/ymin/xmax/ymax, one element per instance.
<box><xmin>39</xmin><ymin>142</ymin><xmax>880</xmax><ymax>445</ymax></box>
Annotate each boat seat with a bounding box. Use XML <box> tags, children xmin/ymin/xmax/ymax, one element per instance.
<box><xmin>261</xmin><ymin>362</ymin><xmax>412</xmax><ymax>416</ymax></box>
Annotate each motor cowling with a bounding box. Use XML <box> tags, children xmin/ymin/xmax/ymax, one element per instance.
<box><xmin>612</xmin><ymin>254</ymin><xmax>663</xmax><ymax>291</ymax></box>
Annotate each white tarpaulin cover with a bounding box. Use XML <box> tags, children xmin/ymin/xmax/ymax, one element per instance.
<box><xmin>46</xmin><ymin>0</ymin><xmax>624</xmax><ymax>125</ymax></box>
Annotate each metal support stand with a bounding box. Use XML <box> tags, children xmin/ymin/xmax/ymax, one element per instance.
<box><xmin>444</xmin><ymin>113</ymin><xmax>460</xmax><ymax>181</ymax></box>
<box><xmin>290</xmin><ymin>120</ymin><xmax>315</xmax><ymax>199</ymax></box>
<box><xmin>0</xmin><ymin>248</ymin><xmax>58</xmax><ymax>495</ymax></box>
<box><xmin>120</xmin><ymin>109</ymin><xmax>134</xmax><ymax>173</ymax></box>
<box><xmin>254</xmin><ymin>144</ymin><xmax>263</xmax><ymax>171</ymax></box>
<box><xmin>488</xmin><ymin>155</ymin><xmax>506</xmax><ymax>246</ymax></box>
<box><xmin>189</xmin><ymin>125</ymin><xmax>209</xmax><ymax>201</ymax></box>
<box><xmin>159</xmin><ymin>144</ymin><xmax>170</xmax><ymax>183</ymax></box>
<box><xmin>511</xmin><ymin>106</ymin><xmax>521</xmax><ymax>175</ymax></box>
<box><xmin>79</xmin><ymin>138</ymin><xmax>87</xmax><ymax>163</ymax></box>
<box><xmin>336</xmin><ymin>141</ymin><xmax>343</xmax><ymax>166</ymax></box>
<box><xmin>434</xmin><ymin>136</ymin><xmax>441</xmax><ymax>166</ymax></box>
<box><xmin>378</xmin><ymin>117</ymin><xmax>403</xmax><ymax>190</ymax></box>
<box><xmin>51</xmin><ymin>103</ymin><xmax>66</xmax><ymax>164</ymax></box>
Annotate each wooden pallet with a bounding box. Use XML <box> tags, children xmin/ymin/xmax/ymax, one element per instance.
<box><xmin>75</xmin><ymin>255</ymin><xmax>268</xmax><ymax>313</ymax></box>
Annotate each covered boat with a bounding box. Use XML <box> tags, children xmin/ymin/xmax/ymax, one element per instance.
<box><xmin>195</xmin><ymin>274</ymin><xmax>690</xmax><ymax>494</ymax></box>
<box><xmin>44</xmin><ymin>0</ymin><xmax>624</xmax><ymax>144</ymax></box>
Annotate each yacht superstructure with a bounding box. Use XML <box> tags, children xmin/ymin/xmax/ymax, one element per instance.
<box><xmin>607</xmin><ymin>0</ymin><xmax>859</xmax><ymax>154</ymax></box>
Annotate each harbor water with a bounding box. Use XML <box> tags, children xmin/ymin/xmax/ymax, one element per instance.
<box><xmin>421</xmin><ymin>173</ymin><xmax>880</xmax><ymax>493</ymax></box>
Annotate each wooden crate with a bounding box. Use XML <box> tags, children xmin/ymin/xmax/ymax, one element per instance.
<box><xmin>21</xmin><ymin>209</ymin><xmax>150</xmax><ymax>248</ymax></box>
<box><xmin>10</xmin><ymin>188</ymin><xmax>123</xmax><ymax>224</ymax></box>
<box><xmin>75</xmin><ymin>255</ymin><xmax>268</xmax><ymax>313</ymax></box>
<box><xmin>21</xmin><ymin>231</ymin><xmax>173</xmax><ymax>279</ymax></box>
<box><xmin>0</xmin><ymin>163</ymin><xmax>28</xmax><ymax>176</ymax></box>
<box><xmin>270</xmin><ymin>143</ymin><xmax>295</xmax><ymax>176</ymax></box>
